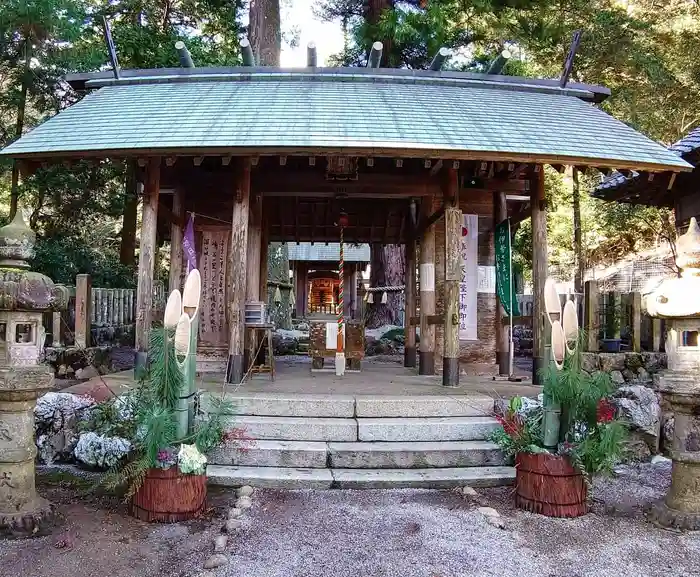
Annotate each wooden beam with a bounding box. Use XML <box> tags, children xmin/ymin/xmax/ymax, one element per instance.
<box><xmin>429</xmin><ymin>159</ymin><xmax>443</xmax><ymax>177</ymax></box>
<box><xmin>419</xmin><ymin>196</ymin><xmax>437</xmax><ymax>375</ymax></box>
<box><xmin>531</xmin><ymin>167</ymin><xmax>548</xmax><ymax>384</ymax></box>
<box><xmin>168</xmin><ymin>186</ymin><xmax>184</xmax><ymax>293</ymax></box>
<box><xmin>410</xmin><ymin>315</ymin><xmax>442</xmax><ymax>326</ymax></box>
<box><xmin>404</xmin><ymin>240</ymin><xmax>417</xmax><ymax>367</ymax></box>
<box><xmin>225</xmin><ymin>157</ymin><xmax>251</xmax><ymax>384</ymax></box>
<box><xmin>135</xmin><ymin>157</ymin><xmax>161</xmax><ymax>375</ymax></box>
<box><xmin>509</xmin><ymin>163</ymin><xmax>528</xmax><ymax>179</ymax></box>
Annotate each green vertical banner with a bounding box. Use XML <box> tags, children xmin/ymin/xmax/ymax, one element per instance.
<box><xmin>495</xmin><ymin>219</ymin><xmax>520</xmax><ymax>316</ymax></box>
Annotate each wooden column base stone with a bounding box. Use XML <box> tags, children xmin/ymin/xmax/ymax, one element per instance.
<box><xmin>442</xmin><ymin>357</ymin><xmax>459</xmax><ymax>387</ymax></box>
<box><xmin>404</xmin><ymin>346</ymin><xmax>417</xmax><ymax>368</ymax></box>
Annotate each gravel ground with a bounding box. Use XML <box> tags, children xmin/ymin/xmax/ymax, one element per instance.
<box><xmin>1</xmin><ymin>462</ymin><xmax>698</xmax><ymax>577</ymax></box>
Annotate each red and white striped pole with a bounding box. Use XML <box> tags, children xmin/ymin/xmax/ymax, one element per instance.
<box><xmin>336</xmin><ymin>225</ymin><xmax>346</xmax><ymax>375</ymax></box>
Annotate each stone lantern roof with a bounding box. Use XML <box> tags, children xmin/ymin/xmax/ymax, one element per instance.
<box><xmin>643</xmin><ymin>217</ymin><xmax>700</xmax><ymax>319</ymax></box>
<box><xmin>0</xmin><ymin>209</ymin><xmax>68</xmax><ymax>311</ymax></box>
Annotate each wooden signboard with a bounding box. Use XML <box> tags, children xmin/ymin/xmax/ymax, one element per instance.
<box><xmin>198</xmin><ymin>229</ymin><xmax>229</xmax><ymax>348</ymax></box>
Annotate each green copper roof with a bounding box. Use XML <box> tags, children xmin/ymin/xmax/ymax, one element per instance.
<box><xmin>0</xmin><ymin>73</ymin><xmax>692</xmax><ymax>172</ymax></box>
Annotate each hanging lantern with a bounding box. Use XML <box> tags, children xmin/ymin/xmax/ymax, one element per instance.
<box><xmin>273</xmin><ymin>286</ymin><xmax>282</xmax><ymax>303</ymax></box>
<box><xmin>381</xmin><ymin>291</ymin><xmax>388</xmax><ymax>304</ymax></box>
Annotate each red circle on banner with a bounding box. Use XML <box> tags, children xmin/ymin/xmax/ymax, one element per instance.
<box><xmin>462</xmin><ymin>226</ymin><xmax>468</xmax><ymax>237</ymax></box>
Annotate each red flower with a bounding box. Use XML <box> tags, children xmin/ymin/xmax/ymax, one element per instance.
<box><xmin>496</xmin><ymin>413</ymin><xmax>524</xmax><ymax>438</ymax></box>
<box><xmin>597</xmin><ymin>399</ymin><xmax>616</xmax><ymax>423</ymax></box>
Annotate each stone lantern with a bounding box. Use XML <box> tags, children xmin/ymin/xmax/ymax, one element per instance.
<box><xmin>643</xmin><ymin>217</ymin><xmax>700</xmax><ymax>531</ymax></box>
<box><xmin>0</xmin><ymin>209</ymin><xmax>68</xmax><ymax>538</ymax></box>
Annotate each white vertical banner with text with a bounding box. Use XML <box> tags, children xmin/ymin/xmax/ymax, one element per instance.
<box><xmin>459</xmin><ymin>214</ymin><xmax>479</xmax><ymax>340</ymax></box>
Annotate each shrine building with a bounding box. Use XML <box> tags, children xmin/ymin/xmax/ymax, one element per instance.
<box><xmin>0</xmin><ymin>56</ymin><xmax>691</xmax><ymax>387</ymax></box>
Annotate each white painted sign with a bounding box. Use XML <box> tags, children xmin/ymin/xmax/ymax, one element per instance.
<box><xmin>478</xmin><ymin>265</ymin><xmax>496</xmax><ymax>294</ymax></box>
<box><xmin>419</xmin><ymin>263</ymin><xmax>435</xmax><ymax>292</ymax></box>
<box><xmin>459</xmin><ymin>214</ymin><xmax>479</xmax><ymax>340</ymax></box>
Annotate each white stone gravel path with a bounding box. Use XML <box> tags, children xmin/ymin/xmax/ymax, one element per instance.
<box><xmin>212</xmin><ymin>465</ymin><xmax>699</xmax><ymax>577</ymax></box>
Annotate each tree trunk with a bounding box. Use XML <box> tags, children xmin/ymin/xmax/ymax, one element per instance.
<box><xmin>572</xmin><ymin>167</ymin><xmax>584</xmax><ymax>293</ymax></box>
<box><xmin>120</xmin><ymin>160</ymin><xmax>139</xmax><ymax>267</ymax></box>
<box><xmin>249</xmin><ymin>0</ymin><xmax>281</xmax><ymax>66</ymax></box>
<box><xmin>365</xmin><ymin>0</ymin><xmax>394</xmax><ymax>66</ymax></box>
<box><xmin>10</xmin><ymin>38</ymin><xmax>31</xmax><ymax>219</ymax></box>
<box><xmin>366</xmin><ymin>244</ymin><xmax>405</xmax><ymax>328</ymax></box>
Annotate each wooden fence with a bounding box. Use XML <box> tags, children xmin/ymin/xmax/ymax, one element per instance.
<box><xmin>46</xmin><ymin>275</ymin><xmax>165</xmax><ymax>348</ymax></box>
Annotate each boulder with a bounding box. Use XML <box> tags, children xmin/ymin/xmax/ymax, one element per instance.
<box><xmin>75</xmin><ymin>365</ymin><xmax>100</xmax><ymax>380</ymax></box>
<box><xmin>613</xmin><ymin>385</ymin><xmax>661</xmax><ymax>454</ymax></box>
<box><xmin>599</xmin><ymin>353</ymin><xmax>625</xmax><ymax>373</ymax></box>
<box><xmin>73</xmin><ymin>431</ymin><xmax>131</xmax><ymax>469</ymax></box>
<box><xmin>581</xmin><ymin>353</ymin><xmax>599</xmax><ymax>373</ymax></box>
<box><xmin>621</xmin><ymin>369</ymin><xmax>636</xmax><ymax>382</ymax></box>
<box><xmin>624</xmin><ymin>353</ymin><xmax>643</xmax><ymax>370</ymax></box>
<box><xmin>34</xmin><ymin>392</ymin><xmax>96</xmax><ymax>464</ymax></box>
<box><xmin>641</xmin><ymin>352</ymin><xmax>667</xmax><ymax>373</ymax></box>
<box><xmin>272</xmin><ymin>333</ymin><xmax>298</xmax><ymax>356</ymax></box>
<box><xmin>636</xmin><ymin>367</ymin><xmax>650</xmax><ymax>383</ymax></box>
<box><xmin>610</xmin><ymin>370</ymin><xmax>625</xmax><ymax>386</ymax></box>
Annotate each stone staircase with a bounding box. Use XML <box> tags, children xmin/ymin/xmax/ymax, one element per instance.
<box><xmin>205</xmin><ymin>393</ymin><xmax>515</xmax><ymax>489</ymax></box>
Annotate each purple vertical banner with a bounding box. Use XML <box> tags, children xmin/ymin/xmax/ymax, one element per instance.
<box><xmin>183</xmin><ymin>213</ymin><xmax>197</xmax><ymax>273</ymax></box>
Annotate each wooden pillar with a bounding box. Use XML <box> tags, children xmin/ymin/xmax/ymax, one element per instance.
<box><xmin>584</xmin><ymin>280</ymin><xmax>599</xmax><ymax>352</ymax></box>
<box><xmin>75</xmin><ymin>274</ymin><xmax>91</xmax><ymax>348</ymax></box>
<box><xmin>419</xmin><ymin>199</ymin><xmax>436</xmax><ymax>375</ymax></box>
<box><xmin>404</xmin><ymin>240</ymin><xmax>417</xmax><ymax>367</ymax></box>
<box><xmin>350</xmin><ymin>265</ymin><xmax>359</xmax><ymax>320</ymax></box>
<box><xmin>631</xmin><ymin>292</ymin><xmax>642</xmax><ymax>353</ymax></box>
<box><xmin>531</xmin><ymin>167</ymin><xmax>548</xmax><ymax>385</ymax></box>
<box><xmin>134</xmin><ymin>158</ymin><xmax>160</xmax><ymax>374</ymax></box>
<box><xmin>260</xmin><ymin>217</ymin><xmax>269</xmax><ymax>303</ymax></box>
<box><xmin>226</xmin><ymin>158</ymin><xmax>251</xmax><ymax>384</ymax></box>
<box><xmin>244</xmin><ymin>189</ymin><xmax>262</xmax><ymax>369</ymax></box>
<box><xmin>494</xmin><ymin>190</ymin><xmax>509</xmax><ymax>375</ymax></box>
<box><xmin>443</xmin><ymin>167</ymin><xmax>460</xmax><ymax>386</ymax></box>
<box><xmin>169</xmin><ymin>186</ymin><xmax>184</xmax><ymax>293</ymax></box>
<box><xmin>295</xmin><ymin>262</ymin><xmax>307</xmax><ymax>317</ymax></box>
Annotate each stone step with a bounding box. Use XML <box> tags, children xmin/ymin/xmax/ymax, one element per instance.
<box><xmin>331</xmin><ymin>466</ymin><xmax>515</xmax><ymax>489</ymax></box>
<box><xmin>357</xmin><ymin>416</ymin><xmax>500</xmax><ymax>442</ymax></box>
<box><xmin>208</xmin><ymin>440</ymin><xmax>328</xmax><ymax>468</ymax></box>
<box><xmin>228</xmin><ymin>415</ymin><xmax>357</xmax><ymax>441</ymax></box>
<box><xmin>220</xmin><ymin>392</ymin><xmax>355</xmax><ymax>418</ymax></box>
<box><xmin>207</xmin><ymin>465</ymin><xmax>334</xmax><ymax>489</ymax></box>
<box><xmin>354</xmin><ymin>395</ymin><xmax>493</xmax><ymax>418</ymax></box>
<box><xmin>206</xmin><ymin>465</ymin><xmax>515</xmax><ymax>489</ymax></box>
<box><xmin>327</xmin><ymin>441</ymin><xmax>504</xmax><ymax>469</ymax></box>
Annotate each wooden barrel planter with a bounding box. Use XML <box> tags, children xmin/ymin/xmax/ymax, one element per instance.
<box><xmin>515</xmin><ymin>453</ymin><xmax>588</xmax><ymax>518</ymax></box>
<box><xmin>131</xmin><ymin>468</ymin><xmax>207</xmax><ymax>523</ymax></box>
